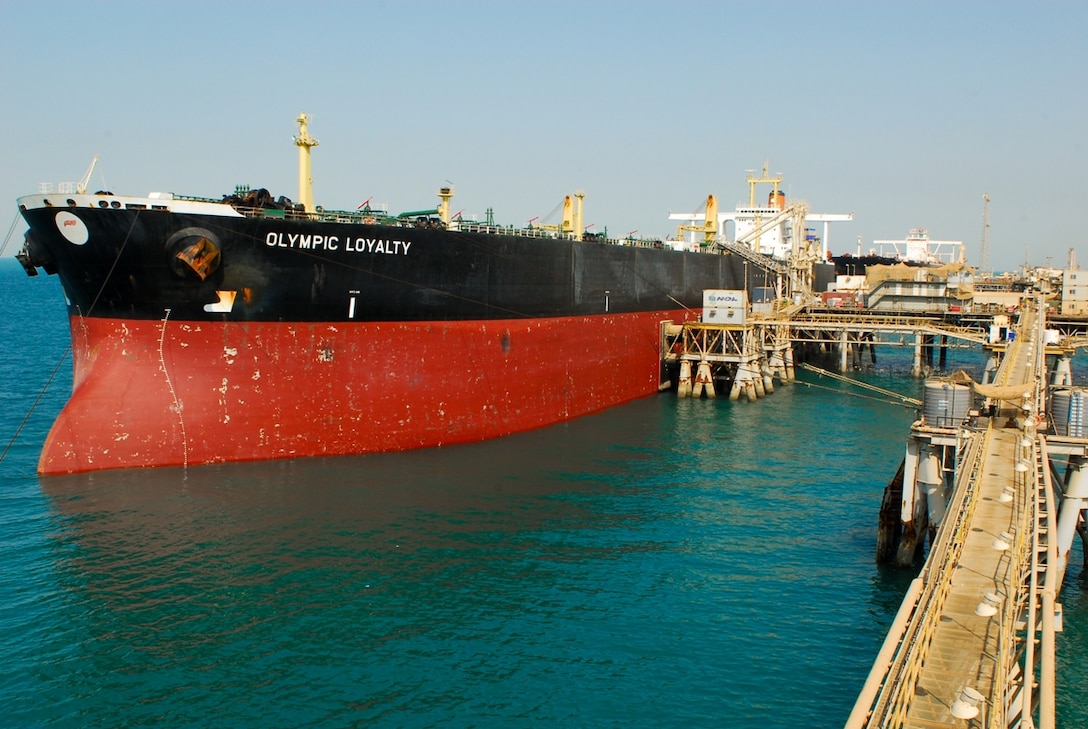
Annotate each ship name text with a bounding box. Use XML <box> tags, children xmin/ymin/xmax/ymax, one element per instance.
<box><xmin>265</xmin><ymin>232</ymin><xmax>412</xmax><ymax>255</ymax></box>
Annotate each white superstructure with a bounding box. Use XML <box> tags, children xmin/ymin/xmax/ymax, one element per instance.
<box><xmin>872</xmin><ymin>228</ymin><xmax>964</xmax><ymax>265</ymax></box>
<box><xmin>667</xmin><ymin>164</ymin><xmax>853</xmax><ymax>259</ymax></box>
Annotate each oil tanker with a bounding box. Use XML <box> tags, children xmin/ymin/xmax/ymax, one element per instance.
<box><xmin>16</xmin><ymin>115</ymin><xmax>827</xmax><ymax>474</ymax></box>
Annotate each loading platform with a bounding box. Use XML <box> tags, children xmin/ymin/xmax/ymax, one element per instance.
<box><xmin>662</xmin><ymin>304</ymin><xmax>1042</xmax><ymax>400</ymax></box>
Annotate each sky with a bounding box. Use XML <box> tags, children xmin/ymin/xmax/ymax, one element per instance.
<box><xmin>1</xmin><ymin>0</ymin><xmax>1084</xmax><ymax>273</ymax></box>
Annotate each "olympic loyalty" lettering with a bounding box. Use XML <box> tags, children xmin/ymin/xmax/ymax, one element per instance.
<box><xmin>265</xmin><ymin>232</ymin><xmax>412</xmax><ymax>254</ymax></box>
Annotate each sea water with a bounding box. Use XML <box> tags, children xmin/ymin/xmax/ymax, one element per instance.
<box><xmin>0</xmin><ymin>260</ymin><xmax>1085</xmax><ymax>727</ymax></box>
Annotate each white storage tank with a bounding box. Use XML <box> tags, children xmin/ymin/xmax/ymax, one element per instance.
<box><xmin>923</xmin><ymin>378</ymin><xmax>974</xmax><ymax>428</ymax></box>
<box><xmin>1050</xmin><ymin>388</ymin><xmax>1088</xmax><ymax>437</ymax></box>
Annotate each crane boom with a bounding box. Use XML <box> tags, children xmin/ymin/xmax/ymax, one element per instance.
<box><xmin>76</xmin><ymin>155</ymin><xmax>99</xmax><ymax>195</ymax></box>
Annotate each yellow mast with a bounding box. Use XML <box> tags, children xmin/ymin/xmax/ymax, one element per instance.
<box><xmin>746</xmin><ymin>162</ymin><xmax>782</xmax><ymax>252</ymax></box>
<box><xmin>746</xmin><ymin>161</ymin><xmax>782</xmax><ymax>207</ymax></box>
<box><xmin>574</xmin><ymin>192</ymin><xmax>585</xmax><ymax>240</ymax></box>
<box><xmin>437</xmin><ymin>185</ymin><xmax>454</xmax><ymax>225</ymax></box>
<box><xmin>294</xmin><ymin>113</ymin><xmax>319</xmax><ymax>213</ymax></box>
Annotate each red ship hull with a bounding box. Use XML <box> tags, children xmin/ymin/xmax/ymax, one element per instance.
<box><xmin>40</xmin><ymin>309</ymin><xmax>693</xmax><ymax>473</ymax></box>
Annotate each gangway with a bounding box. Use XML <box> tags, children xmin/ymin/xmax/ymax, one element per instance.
<box><xmin>715</xmin><ymin>237</ymin><xmax>787</xmax><ymax>276</ymax></box>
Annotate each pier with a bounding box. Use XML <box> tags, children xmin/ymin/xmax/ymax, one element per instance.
<box><xmin>844</xmin><ymin>293</ymin><xmax>1085</xmax><ymax>729</ymax></box>
<box><xmin>663</xmin><ymin>305</ymin><xmax>998</xmax><ymax>400</ymax></box>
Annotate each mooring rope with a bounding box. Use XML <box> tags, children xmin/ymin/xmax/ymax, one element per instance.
<box><xmin>0</xmin><ymin>212</ymin><xmax>141</xmax><ymax>467</ymax></box>
<box><xmin>793</xmin><ymin>376</ymin><xmax>919</xmax><ymax>410</ymax></box>
<box><xmin>0</xmin><ymin>344</ymin><xmax>71</xmax><ymax>466</ymax></box>
<box><xmin>800</xmin><ymin>362</ymin><xmax>922</xmax><ymax>406</ymax></box>
<box><xmin>0</xmin><ymin>213</ymin><xmax>21</xmax><ymax>258</ymax></box>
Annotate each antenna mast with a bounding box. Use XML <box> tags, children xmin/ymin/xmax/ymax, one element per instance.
<box><xmin>979</xmin><ymin>193</ymin><xmax>990</xmax><ymax>275</ymax></box>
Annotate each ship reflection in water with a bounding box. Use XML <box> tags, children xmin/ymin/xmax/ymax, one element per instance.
<box><xmin>32</xmin><ymin>402</ymin><xmax>695</xmax><ymax>726</ymax></box>
<box><xmin>40</xmin><ymin>416</ymin><xmax>654</xmax><ymax>596</ymax></box>
<box><xmin>26</xmin><ymin>392</ymin><xmax>958</xmax><ymax>727</ymax></box>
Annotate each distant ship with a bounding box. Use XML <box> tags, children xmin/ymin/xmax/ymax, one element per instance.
<box><xmin>16</xmin><ymin>115</ymin><xmax>833</xmax><ymax>473</ymax></box>
<box><xmin>831</xmin><ymin>228</ymin><xmax>965</xmax><ymax>275</ymax></box>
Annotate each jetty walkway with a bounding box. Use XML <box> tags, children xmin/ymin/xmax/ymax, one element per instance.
<box><xmin>846</xmin><ymin>295</ymin><xmax>1067</xmax><ymax>728</ymax></box>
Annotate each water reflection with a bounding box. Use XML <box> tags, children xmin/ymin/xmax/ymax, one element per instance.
<box><xmin>32</xmin><ymin>406</ymin><xmax>684</xmax><ymax>725</ymax></box>
<box><xmin>38</xmin><ymin>400</ymin><xmax>675</xmax><ymax>609</ymax></box>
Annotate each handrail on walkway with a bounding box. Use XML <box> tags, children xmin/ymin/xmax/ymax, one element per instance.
<box><xmin>844</xmin><ymin>429</ymin><xmax>990</xmax><ymax>728</ymax></box>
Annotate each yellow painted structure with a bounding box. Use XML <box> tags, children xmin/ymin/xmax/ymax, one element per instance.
<box><xmin>746</xmin><ymin>161</ymin><xmax>782</xmax><ymax>206</ymax></box>
<box><xmin>574</xmin><ymin>192</ymin><xmax>585</xmax><ymax>240</ymax></box>
<box><xmin>294</xmin><ymin>112</ymin><xmax>319</xmax><ymax>213</ymax></box>
<box><xmin>675</xmin><ymin>194</ymin><xmax>720</xmax><ymax>246</ymax></box>
<box><xmin>437</xmin><ymin>185</ymin><xmax>454</xmax><ymax>225</ymax></box>
<box><xmin>703</xmin><ymin>194</ymin><xmax>718</xmax><ymax>243</ymax></box>
<box><xmin>561</xmin><ymin>195</ymin><xmax>574</xmax><ymax>235</ymax></box>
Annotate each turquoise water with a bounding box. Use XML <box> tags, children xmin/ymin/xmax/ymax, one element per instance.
<box><xmin>1</xmin><ymin>260</ymin><xmax>1084</xmax><ymax>727</ymax></box>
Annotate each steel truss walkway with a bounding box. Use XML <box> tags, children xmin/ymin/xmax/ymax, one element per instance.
<box><xmin>754</xmin><ymin>311</ymin><xmax>992</xmax><ymax>348</ymax></box>
<box><xmin>846</xmin><ymin>295</ymin><xmax>1067</xmax><ymax>729</ymax></box>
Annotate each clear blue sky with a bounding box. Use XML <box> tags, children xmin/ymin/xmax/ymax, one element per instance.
<box><xmin>1</xmin><ymin>1</ymin><xmax>1084</xmax><ymax>272</ymax></box>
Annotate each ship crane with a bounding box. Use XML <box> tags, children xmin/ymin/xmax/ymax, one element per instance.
<box><xmin>535</xmin><ymin>193</ymin><xmax>586</xmax><ymax>239</ymax></box>
<box><xmin>674</xmin><ymin>195</ymin><xmax>719</xmax><ymax>247</ymax></box>
<box><xmin>534</xmin><ymin>196</ymin><xmax>574</xmax><ymax>236</ymax></box>
<box><xmin>76</xmin><ymin>155</ymin><xmax>99</xmax><ymax>195</ymax></box>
